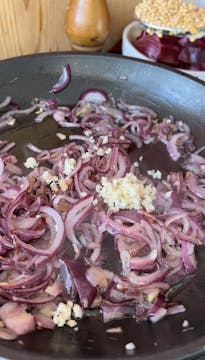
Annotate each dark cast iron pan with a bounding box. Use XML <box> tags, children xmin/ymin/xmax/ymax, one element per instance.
<box><xmin>0</xmin><ymin>53</ymin><xmax>205</xmax><ymax>360</ymax></box>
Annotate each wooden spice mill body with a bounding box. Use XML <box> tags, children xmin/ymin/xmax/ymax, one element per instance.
<box><xmin>66</xmin><ymin>0</ymin><xmax>111</xmax><ymax>51</ymax></box>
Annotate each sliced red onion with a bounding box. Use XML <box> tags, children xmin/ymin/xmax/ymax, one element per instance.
<box><xmin>35</xmin><ymin>110</ymin><xmax>55</xmax><ymax>123</ymax></box>
<box><xmin>128</xmin><ymin>268</ymin><xmax>169</xmax><ymax>286</ymax></box>
<box><xmin>33</xmin><ymin>312</ymin><xmax>55</xmax><ymax>330</ymax></box>
<box><xmin>129</xmin><ymin>249</ymin><xmax>157</xmax><ymax>270</ymax></box>
<box><xmin>118</xmin><ymin>98</ymin><xmax>157</xmax><ymax>117</ymax></box>
<box><xmin>53</xmin><ymin>115</ymin><xmax>81</xmax><ymax>128</ymax></box>
<box><xmin>10</xmin><ymin>275</ymin><xmax>53</xmax><ymax>296</ymax></box>
<box><xmin>149</xmin><ymin>308</ymin><xmax>167</xmax><ymax>323</ymax></box>
<box><xmin>86</xmin><ymin>266</ymin><xmax>113</xmax><ymax>289</ymax></box>
<box><xmin>13</xmin><ymin>216</ymin><xmax>41</xmax><ymax>230</ymax></box>
<box><xmin>65</xmin><ymin>194</ymin><xmax>94</xmax><ymax>254</ymax></box>
<box><xmin>5</xmin><ymin>162</ymin><xmax>22</xmax><ymax>176</ymax></box>
<box><xmin>10</xmin><ymin>101</ymin><xmax>21</xmax><ymax>110</ymax></box>
<box><xmin>0</xmin><ymin>327</ymin><xmax>17</xmax><ymax>340</ymax></box>
<box><xmin>0</xmin><ymin>302</ymin><xmax>35</xmax><ymax>335</ymax></box>
<box><xmin>26</xmin><ymin>143</ymin><xmax>42</xmax><ymax>153</ymax></box>
<box><xmin>11</xmin><ymin>207</ymin><xmax>64</xmax><ymax>264</ymax></box>
<box><xmin>59</xmin><ymin>259</ymin><xmax>72</xmax><ymax>293</ymax></box>
<box><xmin>45</xmin><ymin>98</ymin><xmax>58</xmax><ymax>109</ymax></box>
<box><xmin>0</xmin><ymin>235</ymin><xmax>14</xmax><ymax>250</ymax></box>
<box><xmin>69</xmin><ymin>134</ymin><xmax>94</xmax><ymax>144</ymax></box>
<box><xmin>166</xmin><ymin>304</ymin><xmax>186</xmax><ymax>315</ymax></box>
<box><xmin>99</xmin><ymin>105</ymin><xmax>123</xmax><ymax>121</ymax></box>
<box><xmin>0</xmin><ymin>96</ymin><xmax>12</xmax><ymax>110</ymax></box>
<box><xmin>53</xmin><ymin>111</ymin><xmax>66</xmax><ymax>123</ymax></box>
<box><xmin>50</xmin><ymin>64</ymin><xmax>71</xmax><ymax>94</ymax></box>
<box><xmin>181</xmin><ymin>241</ymin><xmax>197</xmax><ymax>273</ymax></box>
<box><xmin>166</xmin><ymin>133</ymin><xmax>190</xmax><ymax>161</ymax></box>
<box><xmin>101</xmin><ymin>302</ymin><xmax>135</xmax><ymax>323</ymax></box>
<box><xmin>64</xmin><ymin>257</ymin><xmax>97</xmax><ymax>308</ymax></box>
<box><xmin>0</xmin><ymin>266</ymin><xmax>47</xmax><ymax>290</ymax></box>
<box><xmin>34</xmin><ymin>206</ymin><xmax>65</xmax><ymax>266</ymax></box>
<box><xmin>0</xmin><ymin>141</ymin><xmax>16</xmax><ymax>153</ymax></box>
<box><xmin>0</xmin><ymin>104</ymin><xmax>38</xmax><ymax>121</ymax></box>
<box><xmin>185</xmin><ymin>172</ymin><xmax>205</xmax><ymax>200</ymax></box>
<box><xmin>79</xmin><ymin>89</ymin><xmax>108</xmax><ymax>103</ymax></box>
<box><xmin>99</xmin><ymin>212</ymin><xmax>152</xmax><ymax>246</ymax></box>
<box><xmin>11</xmin><ymin>294</ymin><xmax>56</xmax><ymax>305</ymax></box>
<box><xmin>0</xmin><ymin>157</ymin><xmax>5</xmax><ymax>177</ymax></box>
<box><xmin>45</xmin><ymin>279</ymin><xmax>64</xmax><ymax>297</ymax></box>
<box><xmin>147</xmin><ymin>296</ymin><xmax>165</xmax><ymax>317</ymax></box>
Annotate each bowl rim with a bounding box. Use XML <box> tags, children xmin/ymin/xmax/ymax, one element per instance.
<box><xmin>122</xmin><ymin>20</ymin><xmax>205</xmax><ymax>77</ymax></box>
<box><xmin>122</xmin><ymin>21</ymin><xmax>147</xmax><ymax>58</ymax></box>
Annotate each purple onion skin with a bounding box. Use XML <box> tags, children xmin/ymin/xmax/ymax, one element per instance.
<box><xmin>50</xmin><ymin>64</ymin><xmax>71</xmax><ymax>94</ymax></box>
<box><xmin>10</xmin><ymin>101</ymin><xmax>21</xmax><ymax>110</ymax></box>
<box><xmin>63</xmin><ymin>257</ymin><xmax>97</xmax><ymax>308</ymax></box>
<box><xmin>45</xmin><ymin>99</ymin><xmax>58</xmax><ymax>109</ymax></box>
<box><xmin>79</xmin><ymin>89</ymin><xmax>108</xmax><ymax>103</ymax></box>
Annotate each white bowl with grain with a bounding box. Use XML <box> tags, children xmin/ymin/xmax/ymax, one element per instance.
<box><xmin>122</xmin><ymin>21</ymin><xmax>205</xmax><ymax>82</ymax></box>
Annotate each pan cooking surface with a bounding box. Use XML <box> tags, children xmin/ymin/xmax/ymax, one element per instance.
<box><xmin>0</xmin><ymin>53</ymin><xmax>205</xmax><ymax>360</ymax></box>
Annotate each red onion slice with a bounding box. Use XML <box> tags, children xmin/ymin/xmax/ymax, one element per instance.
<box><xmin>166</xmin><ymin>304</ymin><xmax>186</xmax><ymax>315</ymax></box>
<box><xmin>11</xmin><ymin>206</ymin><xmax>64</xmax><ymax>266</ymax></box>
<box><xmin>129</xmin><ymin>249</ymin><xmax>157</xmax><ymax>270</ymax></box>
<box><xmin>79</xmin><ymin>89</ymin><xmax>108</xmax><ymax>103</ymax></box>
<box><xmin>33</xmin><ymin>312</ymin><xmax>55</xmax><ymax>330</ymax></box>
<box><xmin>0</xmin><ymin>327</ymin><xmax>17</xmax><ymax>340</ymax></box>
<box><xmin>0</xmin><ymin>96</ymin><xmax>12</xmax><ymax>110</ymax></box>
<box><xmin>11</xmin><ymin>294</ymin><xmax>56</xmax><ymax>305</ymax></box>
<box><xmin>0</xmin><ymin>302</ymin><xmax>35</xmax><ymax>335</ymax></box>
<box><xmin>128</xmin><ymin>268</ymin><xmax>169</xmax><ymax>286</ymax></box>
<box><xmin>64</xmin><ymin>257</ymin><xmax>97</xmax><ymax>308</ymax></box>
<box><xmin>50</xmin><ymin>64</ymin><xmax>71</xmax><ymax>94</ymax></box>
<box><xmin>65</xmin><ymin>194</ymin><xmax>94</xmax><ymax>254</ymax></box>
<box><xmin>166</xmin><ymin>133</ymin><xmax>190</xmax><ymax>161</ymax></box>
<box><xmin>34</xmin><ymin>206</ymin><xmax>65</xmax><ymax>266</ymax></box>
<box><xmin>35</xmin><ymin>110</ymin><xmax>55</xmax><ymax>123</ymax></box>
<box><xmin>0</xmin><ymin>157</ymin><xmax>5</xmax><ymax>177</ymax></box>
<box><xmin>0</xmin><ymin>104</ymin><xmax>38</xmax><ymax>121</ymax></box>
<box><xmin>181</xmin><ymin>241</ymin><xmax>197</xmax><ymax>273</ymax></box>
<box><xmin>0</xmin><ymin>266</ymin><xmax>47</xmax><ymax>290</ymax></box>
<box><xmin>149</xmin><ymin>308</ymin><xmax>167</xmax><ymax>323</ymax></box>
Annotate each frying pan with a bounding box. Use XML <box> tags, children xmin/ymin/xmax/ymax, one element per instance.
<box><xmin>0</xmin><ymin>53</ymin><xmax>205</xmax><ymax>360</ymax></box>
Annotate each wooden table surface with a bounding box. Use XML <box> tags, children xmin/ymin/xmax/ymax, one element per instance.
<box><xmin>0</xmin><ymin>0</ymin><xmax>140</xmax><ymax>59</ymax></box>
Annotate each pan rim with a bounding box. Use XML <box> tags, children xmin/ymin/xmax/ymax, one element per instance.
<box><xmin>0</xmin><ymin>51</ymin><xmax>204</xmax><ymax>88</ymax></box>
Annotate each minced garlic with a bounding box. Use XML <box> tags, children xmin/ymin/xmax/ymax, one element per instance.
<box><xmin>96</xmin><ymin>173</ymin><xmax>156</xmax><ymax>212</ymax></box>
<box><xmin>147</xmin><ymin>169</ymin><xmax>162</xmax><ymax>180</ymax></box>
<box><xmin>63</xmin><ymin>158</ymin><xmax>76</xmax><ymax>176</ymax></box>
<box><xmin>52</xmin><ymin>301</ymin><xmax>83</xmax><ymax>328</ymax></box>
<box><xmin>72</xmin><ymin>304</ymin><xmax>83</xmax><ymax>319</ymax></box>
<box><xmin>52</xmin><ymin>301</ymin><xmax>73</xmax><ymax>327</ymax></box>
<box><xmin>58</xmin><ymin>178</ymin><xmax>68</xmax><ymax>192</ymax></box>
<box><xmin>42</xmin><ymin>171</ymin><xmax>58</xmax><ymax>185</ymax></box>
<box><xmin>24</xmin><ymin>157</ymin><xmax>38</xmax><ymax>169</ymax></box>
<box><xmin>67</xmin><ymin>319</ymin><xmax>77</xmax><ymax>328</ymax></box>
<box><xmin>147</xmin><ymin>290</ymin><xmax>159</xmax><ymax>303</ymax></box>
<box><xmin>56</xmin><ymin>132</ymin><xmax>66</xmax><ymax>141</ymax></box>
<box><xmin>82</xmin><ymin>152</ymin><xmax>92</xmax><ymax>160</ymax></box>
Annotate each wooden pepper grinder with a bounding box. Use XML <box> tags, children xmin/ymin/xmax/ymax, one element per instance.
<box><xmin>65</xmin><ymin>0</ymin><xmax>111</xmax><ymax>51</ymax></box>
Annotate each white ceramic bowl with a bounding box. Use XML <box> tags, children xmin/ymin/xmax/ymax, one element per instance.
<box><xmin>122</xmin><ymin>21</ymin><xmax>205</xmax><ymax>82</ymax></box>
